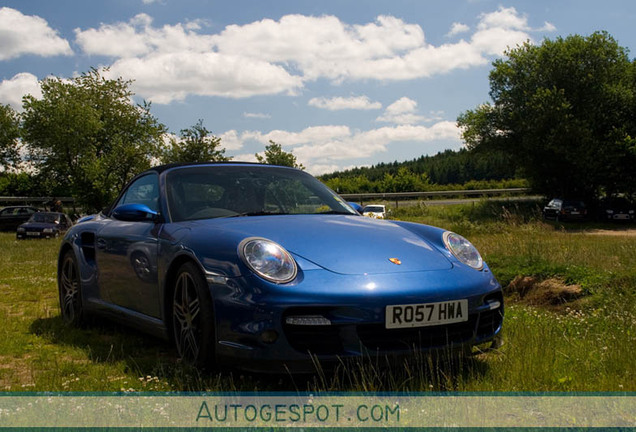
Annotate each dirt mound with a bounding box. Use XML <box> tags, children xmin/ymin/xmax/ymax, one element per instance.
<box><xmin>506</xmin><ymin>276</ymin><xmax>583</xmax><ymax>307</ymax></box>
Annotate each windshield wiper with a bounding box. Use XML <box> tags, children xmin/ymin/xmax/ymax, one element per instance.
<box><xmin>228</xmin><ymin>211</ymin><xmax>289</xmax><ymax>217</ymax></box>
<box><xmin>317</xmin><ymin>210</ymin><xmax>356</xmax><ymax>215</ymax></box>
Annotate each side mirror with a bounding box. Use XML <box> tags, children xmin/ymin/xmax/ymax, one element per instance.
<box><xmin>112</xmin><ymin>203</ymin><xmax>158</xmax><ymax>222</ymax></box>
<box><xmin>347</xmin><ymin>202</ymin><xmax>363</xmax><ymax>213</ymax></box>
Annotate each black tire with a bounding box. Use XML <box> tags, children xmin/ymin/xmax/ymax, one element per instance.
<box><xmin>58</xmin><ymin>250</ymin><xmax>84</xmax><ymax>326</ymax></box>
<box><xmin>172</xmin><ymin>262</ymin><xmax>215</xmax><ymax>368</ymax></box>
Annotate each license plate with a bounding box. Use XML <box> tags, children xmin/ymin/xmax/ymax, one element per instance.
<box><xmin>570</xmin><ymin>211</ymin><xmax>579</xmax><ymax>215</ymax></box>
<box><xmin>386</xmin><ymin>299</ymin><xmax>468</xmax><ymax>329</ymax></box>
<box><xmin>27</xmin><ymin>232</ymin><xmax>39</xmax><ymax>236</ymax></box>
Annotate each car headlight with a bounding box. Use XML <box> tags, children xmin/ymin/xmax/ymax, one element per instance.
<box><xmin>443</xmin><ymin>231</ymin><xmax>484</xmax><ymax>270</ymax></box>
<box><xmin>43</xmin><ymin>228</ymin><xmax>54</xmax><ymax>233</ymax></box>
<box><xmin>17</xmin><ymin>227</ymin><xmax>25</xmax><ymax>233</ymax></box>
<box><xmin>606</xmin><ymin>210</ymin><xmax>614</xmax><ymax>214</ymax></box>
<box><xmin>239</xmin><ymin>237</ymin><xmax>297</xmax><ymax>283</ymax></box>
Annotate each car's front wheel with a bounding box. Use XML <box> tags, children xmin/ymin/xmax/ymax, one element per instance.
<box><xmin>58</xmin><ymin>250</ymin><xmax>84</xmax><ymax>326</ymax></box>
<box><xmin>172</xmin><ymin>262</ymin><xmax>215</xmax><ymax>368</ymax></box>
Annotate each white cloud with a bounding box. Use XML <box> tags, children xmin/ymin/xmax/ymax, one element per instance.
<box><xmin>0</xmin><ymin>73</ymin><xmax>42</xmax><ymax>111</ymax></box>
<box><xmin>446</xmin><ymin>22</ymin><xmax>470</xmax><ymax>37</ymax></box>
<box><xmin>470</xmin><ymin>6</ymin><xmax>555</xmax><ymax>56</ymax></box>
<box><xmin>213</xmin><ymin>14</ymin><xmax>425</xmax><ymax>82</ymax></box>
<box><xmin>211</xmin><ymin>9</ymin><xmax>537</xmax><ymax>82</ymax></box>
<box><xmin>308</xmin><ymin>163</ymin><xmax>362</xmax><ymax>176</ymax></box>
<box><xmin>74</xmin><ymin>13</ymin><xmax>215</xmax><ymax>58</ymax></box>
<box><xmin>292</xmin><ymin>122</ymin><xmax>460</xmax><ymax>166</ymax></box>
<box><xmin>243</xmin><ymin>112</ymin><xmax>271</xmax><ymax>119</ymax></box>
<box><xmin>308</xmin><ymin>95</ymin><xmax>382</xmax><ymax>111</ymax></box>
<box><xmin>218</xmin><ymin>130</ymin><xmax>245</xmax><ymax>151</ymax></box>
<box><xmin>376</xmin><ymin>97</ymin><xmax>426</xmax><ymax>125</ymax></box>
<box><xmin>244</xmin><ymin>125</ymin><xmax>353</xmax><ymax>147</ymax></box>
<box><xmin>0</xmin><ymin>7</ymin><xmax>72</xmax><ymax>60</ymax></box>
<box><xmin>71</xmin><ymin>7</ymin><xmax>550</xmax><ymax>101</ymax></box>
<box><xmin>104</xmin><ymin>52</ymin><xmax>303</xmax><ymax>102</ymax></box>
<box><xmin>477</xmin><ymin>6</ymin><xmax>531</xmax><ymax>31</ymax></box>
<box><xmin>540</xmin><ymin>22</ymin><xmax>557</xmax><ymax>32</ymax></box>
<box><xmin>470</xmin><ymin>27</ymin><xmax>530</xmax><ymax>56</ymax></box>
<box><xmin>224</xmin><ymin>121</ymin><xmax>461</xmax><ymax>174</ymax></box>
<box><xmin>232</xmin><ymin>153</ymin><xmax>259</xmax><ymax>163</ymax></box>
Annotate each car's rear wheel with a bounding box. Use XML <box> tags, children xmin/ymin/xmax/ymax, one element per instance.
<box><xmin>172</xmin><ymin>262</ymin><xmax>215</xmax><ymax>368</ymax></box>
<box><xmin>59</xmin><ymin>250</ymin><xmax>84</xmax><ymax>326</ymax></box>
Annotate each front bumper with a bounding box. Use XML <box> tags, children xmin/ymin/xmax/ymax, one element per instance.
<box><xmin>604</xmin><ymin>213</ymin><xmax>634</xmax><ymax>221</ymax></box>
<box><xmin>16</xmin><ymin>230</ymin><xmax>58</xmax><ymax>239</ymax></box>
<box><xmin>210</xmin><ymin>266</ymin><xmax>503</xmax><ymax>373</ymax></box>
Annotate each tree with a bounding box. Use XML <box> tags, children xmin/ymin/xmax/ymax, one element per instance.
<box><xmin>21</xmin><ymin>68</ymin><xmax>167</xmax><ymax>211</ymax></box>
<box><xmin>0</xmin><ymin>172</ymin><xmax>50</xmax><ymax>197</ymax></box>
<box><xmin>161</xmin><ymin>120</ymin><xmax>231</xmax><ymax>164</ymax></box>
<box><xmin>0</xmin><ymin>104</ymin><xmax>20</xmax><ymax>170</ymax></box>
<box><xmin>458</xmin><ymin>32</ymin><xmax>636</xmax><ymax>200</ymax></box>
<box><xmin>255</xmin><ymin>140</ymin><xmax>304</xmax><ymax>169</ymax></box>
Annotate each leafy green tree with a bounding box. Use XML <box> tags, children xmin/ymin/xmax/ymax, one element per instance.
<box><xmin>0</xmin><ymin>104</ymin><xmax>20</xmax><ymax>170</ymax></box>
<box><xmin>21</xmin><ymin>68</ymin><xmax>167</xmax><ymax>211</ymax></box>
<box><xmin>378</xmin><ymin>168</ymin><xmax>431</xmax><ymax>193</ymax></box>
<box><xmin>161</xmin><ymin>120</ymin><xmax>231</xmax><ymax>164</ymax></box>
<box><xmin>458</xmin><ymin>32</ymin><xmax>636</xmax><ymax>200</ymax></box>
<box><xmin>0</xmin><ymin>172</ymin><xmax>53</xmax><ymax>197</ymax></box>
<box><xmin>255</xmin><ymin>140</ymin><xmax>304</xmax><ymax>169</ymax></box>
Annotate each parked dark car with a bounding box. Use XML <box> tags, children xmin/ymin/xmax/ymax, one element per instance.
<box><xmin>543</xmin><ymin>199</ymin><xmax>587</xmax><ymax>221</ymax></box>
<box><xmin>16</xmin><ymin>212</ymin><xmax>73</xmax><ymax>239</ymax></box>
<box><xmin>597</xmin><ymin>197</ymin><xmax>635</xmax><ymax>222</ymax></box>
<box><xmin>0</xmin><ymin>206</ymin><xmax>40</xmax><ymax>231</ymax></box>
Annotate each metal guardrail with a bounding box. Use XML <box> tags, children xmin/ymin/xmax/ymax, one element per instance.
<box><xmin>340</xmin><ymin>188</ymin><xmax>530</xmax><ymax>201</ymax></box>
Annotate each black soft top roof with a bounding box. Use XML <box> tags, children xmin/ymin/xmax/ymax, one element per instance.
<box><xmin>146</xmin><ymin>161</ymin><xmax>293</xmax><ymax>175</ymax></box>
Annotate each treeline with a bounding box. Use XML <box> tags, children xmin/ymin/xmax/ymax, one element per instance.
<box><xmin>0</xmin><ymin>172</ymin><xmax>63</xmax><ymax>197</ymax></box>
<box><xmin>320</xmin><ymin>148</ymin><xmax>524</xmax><ymax>194</ymax></box>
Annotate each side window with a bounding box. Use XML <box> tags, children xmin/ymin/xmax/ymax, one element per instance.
<box><xmin>115</xmin><ymin>174</ymin><xmax>160</xmax><ymax>212</ymax></box>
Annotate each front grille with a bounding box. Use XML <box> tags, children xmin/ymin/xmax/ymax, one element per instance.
<box><xmin>476</xmin><ymin>308</ymin><xmax>503</xmax><ymax>339</ymax></box>
<box><xmin>282</xmin><ymin>302</ymin><xmax>503</xmax><ymax>355</ymax></box>
<box><xmin>283</xmin><ymin>324</ymin><xmax>343</xmax><ymax>355</ymax></box>
<box><xmin>357</xmin><ymin>316</ymin><xmax>478</xmax><ymax>351</ymax></box>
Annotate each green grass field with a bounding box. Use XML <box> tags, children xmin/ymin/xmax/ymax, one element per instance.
<box><xmin>0</xmin><ymin>201</ymin><xmax>634</xmax><ymax>392</ymax></box>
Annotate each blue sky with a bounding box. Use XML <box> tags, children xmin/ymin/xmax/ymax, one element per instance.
<box><xmin>1</xmin><ymin>0</ymin><xmax>635</xmax><ymax>175</ymax></box>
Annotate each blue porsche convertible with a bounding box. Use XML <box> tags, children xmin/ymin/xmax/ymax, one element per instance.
<box><xmin>58</xmin><ymin>163</ymin><xmax>503</xmax><ymax>372</ymax></box>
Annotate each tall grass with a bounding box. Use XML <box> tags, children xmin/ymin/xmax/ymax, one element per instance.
<box><xmin>0</xmin><ymin>202</ymin><xmax>634</xmax><ymax>392</ymax></box>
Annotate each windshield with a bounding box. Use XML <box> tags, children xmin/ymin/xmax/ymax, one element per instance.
<box><xmin>363</xmin><ymin>206</ymin><xmax>384</xmax><ymax>213</ymax></box>
<box><xmin>166</xmin><ymin>165</ymin><xmax>358</xmax><ymax>222</ymax></box>
<box><xmin>29</xmin><ymin>213</ymin><xmax>60</xmax><ymax>224</ymax></box>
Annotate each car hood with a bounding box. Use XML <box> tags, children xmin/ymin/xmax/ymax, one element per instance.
<box><xmin>187</xmin><ymin>215</ymin><xmax>452</xmax><ymax>275</ymax></box>
<box><xmin>19</xmin><ymin>222</ymin><xmax>58</xmax><ymax>230</ymax></box>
